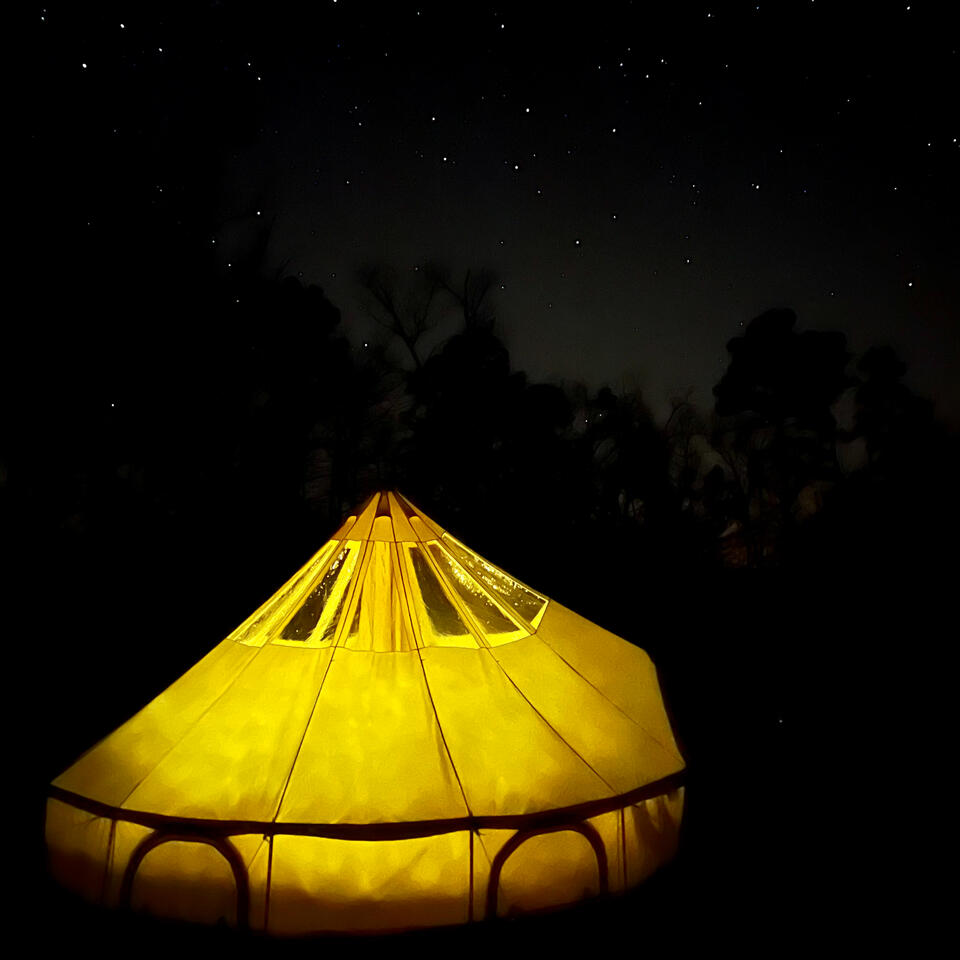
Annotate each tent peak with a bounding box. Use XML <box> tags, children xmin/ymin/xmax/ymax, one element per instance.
<box><xmin>227</xmin><ymin>491</ymin><xmax>551</xmax><ymax>651</ymax></box>
<box><xmin>332</xmin><ymin>490</ymin><xmax>445</xmax><ymax>543</ymax></box>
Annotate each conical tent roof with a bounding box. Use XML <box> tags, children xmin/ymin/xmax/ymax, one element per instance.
<box><xmin>47</xmin><ymin>491</ymin><xmax>686</xmax><ymax>933</ymax></box>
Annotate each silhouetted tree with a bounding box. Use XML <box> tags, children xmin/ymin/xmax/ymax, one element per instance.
<box><xmin>804</xmin><ymin>343</ymin><xmax>959</xmax><ymax>580</ymax></box>
<box><xmin>848</xmin><ymin>345</ymin><xmax>938</xmax><ymax>478</ymax></box>
<box><xmin>581</xmin><ymin>387</ymin><xmax>670</xmax><ymax>525</ymax></box>
<box><xmin>712</xmin><ymin>308</ymin><xmax>851</xmax><ymax>564</ymax></box>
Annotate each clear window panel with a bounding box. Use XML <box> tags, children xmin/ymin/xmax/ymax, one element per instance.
<box><xmin>232</xmin><ymin>541</ymin><xmax>337</xmax><ymax>645</ymax></box>
<box><xmin>281</xmin><ymin>543</ymin><xmax>357</xmax><ymax>642</ymax></box>
<box><xmin>427</xmin><ymin>543</ymin><xmax>527</xmax><ymax>644</ymax></box>
<box><xmin>405</xmin><ymin>545</ymin><xmax>477</xmax><ymax>647</ymax></box>
<box><xmin>441</xmin><ymin>535</ymin><xmax>548</xmax><ymax>627</ymax></box>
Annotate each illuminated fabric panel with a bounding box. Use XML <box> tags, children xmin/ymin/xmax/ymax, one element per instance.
<box><xmin>246</xmin><ymin>839</ymin><xmax>271</xmax><ymax>932</ymax></box>
<box><xmin>121</xmin><ymin>645</ymin><xmax>334</xmax><ymax>821</ymax></box>
<box><xmin>330</xmin><ymin>513</ymin><xmax>357</xmax><ymax>539</ymax></box>
<box><xmin>104</xmin><ymin>820</ymin><xmax>152</xmax><ymax>905</ymax></box>
<box><xmin>588</xmin><ymin>810</ymin><xmax>624</xmax><ymax>894</ymax></box>
<box><xmin>535</xmin><ymin>600</ymin><xmax>681</xmax><ymax>753</ymax></box>
<box><xmin>44</xmin><ymin>798</ymin><xmax>113</xmax><ymax>904</ymax></box>
<box><xmin>276</xmin><ymin>650</ymin><xmax>468</xmax><ymax>824</ymax></box>
<box><xmin>441</xmin><ymin>534</ymin><xmax>548</xmax><ymax>627</ymax></box>
<box><xmin>342</xmin><ymin>542</ymin><xmax>415</xmax><ymax>651</ymax></box>
<box><xmin>52</xmin><ymin>637</ymin><xmax>259</xmax><ymax>806</ymax></box>
<box><xmin>347</xmin><ymin>493</ymin><xmax>381</xmax><ymax>541</ymax></box>
<box><xmin>386</xmin><ymin>491</ymin><xmax>418</xmax><ymax>541</ymax></box>
<box><xmin>268</xmin><ymin>832</ymin><xmax>470</xmax><ymax>933</ymax></box>
<box><xmin>420</xmin><ymin>646</ymin><xmax>614</xmax><ymax>815</ymax></box>
<box><xmin>624</xmin><ymin>789</ymin><xmax>684</xmax><ymax>887</ymax></box>
<box><xmin>490</xmin><ymin>635</ymin><xmax>684</xmax><ymax>792</ymax></box>
<box><xmin>395</xmin><ymin>491</ymin><xmax>446</xmax><ymax>539</ymax></box>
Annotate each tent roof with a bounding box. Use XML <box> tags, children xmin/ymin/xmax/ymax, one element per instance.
<box><xmin>52</xmin><ymin>491</ymin><xmax>684</xmax><ymax>832</ymax></box>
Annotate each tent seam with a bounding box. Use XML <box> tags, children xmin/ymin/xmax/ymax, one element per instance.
<box><xmin>534</xmin><ymin>632</ymin><xmax>680</xmax><ymax>759</ymax></box>
<box><xmin>269</xmin><ymin>646</ymin><xmax>338</xmax><ymax>823</ymax></box>
<box><xmin>115</xmin><ymin>640</ymin><xmax>271</xmax><ymax>811</ymax></box>
<box><xmin>269</xmin><ymin>542</ymin><xmax>372</xmax><ymax>821</ymax></box>
<box><xmin>49</xmin><ymin>771</ymin><xmax>686</xmax><ymax>836</ymax></box>
<box><xmin>482</xmin><ymin>646</ymin><xmax>621</xmax><ymax>796</ymax></box>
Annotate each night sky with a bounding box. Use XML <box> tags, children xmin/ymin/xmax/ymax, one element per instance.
<box><xmin>25</xmin><ymin>1</ymin><xmax>958</xmax><ymax>424</ymax></box>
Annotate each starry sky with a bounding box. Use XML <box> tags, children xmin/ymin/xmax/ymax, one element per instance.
<box><xmin>26</xmin><ymin>1</ymin><xmax>959</xmax><ymax>424</ymax></box>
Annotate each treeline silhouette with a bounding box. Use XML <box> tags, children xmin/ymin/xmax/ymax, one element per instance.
<box><xmin>10</xmin><ymin>264</ymin><xmax>956</xmax><ymax>670</ymax></box>
<box><xmin>14</xmin><ymin>266</ymin><xmax>953</xmax><ymax>599</ymax></box>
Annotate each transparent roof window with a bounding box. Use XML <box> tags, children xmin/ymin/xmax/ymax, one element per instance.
<box><xmin>427</xmin><ymin>542</ymin><xmax>528</xmax><ymax>645</ymax></box>
<box><xmin>232</xmin><ymin>541</ymin><xmax>337</xmax><ymax>646</ymax></box>
<box><xmin>280</xmin><ymin>543</ymin><xmax>358</xmax><ymax>642</ymax></box>
<box><xmin>441</xmin><ymin>535</ymin><xmax>548</xmax><ymax>627</ymax></box>
<box><xmin>404</xmin><ymin>545</ymin><xmax>478</xmax><ymax>648</ymax></box>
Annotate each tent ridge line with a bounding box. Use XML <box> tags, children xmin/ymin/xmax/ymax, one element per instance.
<box><xmin>47</xmin><ymin>772</ymin><xmax>685</xmax><ymax>841</ymax></box>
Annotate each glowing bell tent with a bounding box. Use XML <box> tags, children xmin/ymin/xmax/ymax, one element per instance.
<box><xmin>46</xmin><ymin>491</ymin><xmax>685</xmax><ymax>933</ymax></box>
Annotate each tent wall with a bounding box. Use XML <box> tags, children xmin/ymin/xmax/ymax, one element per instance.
<box><xmin>45</xmin><ymin>787</ymin><xmax>684</xmax><ymax>933</ymax></box>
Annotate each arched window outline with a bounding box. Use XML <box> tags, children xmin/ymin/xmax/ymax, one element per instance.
<box><xmin>119</xmin><ymin>831</ymin><xmax>250</xmax><ymax>929</ymax></box>
<box><xmin>485</xmin><ymin>820</ymin><xmax>608</xmax><ymax>920</ymax></box>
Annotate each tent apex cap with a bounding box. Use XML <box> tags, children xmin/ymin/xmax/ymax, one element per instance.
<box><xmin>335</xmin><ymin>490</ymin><xmax>445</xmax><ymax>542</ymax></box>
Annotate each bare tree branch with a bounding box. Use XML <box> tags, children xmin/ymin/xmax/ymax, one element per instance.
<box><xmin>356</xmin><ymin>263</ymin><xmax>444</xmax><ymax>369</ymax></box>
<box><xmin>426</xmin><ymin>262</ymin><xmax>498</xmax><ymax>331</ymax></box>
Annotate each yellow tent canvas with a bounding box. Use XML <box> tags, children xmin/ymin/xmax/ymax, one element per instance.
<box><xmin>46</xmin><ymin>491</ymin><xmax>685</xmax><ymax>934</ymax></box>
